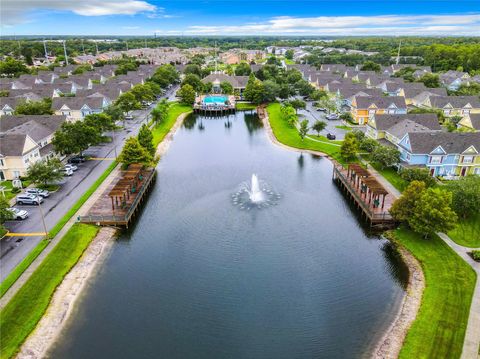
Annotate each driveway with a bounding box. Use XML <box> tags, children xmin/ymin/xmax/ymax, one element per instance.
<box><xmin>0</xmin><ymin>85</ymin><xmax>179</xmax><ymax>282</ymax></box>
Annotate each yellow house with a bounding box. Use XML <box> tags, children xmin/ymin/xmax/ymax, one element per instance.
<box><xmin>456</xmin><ymin>145</ymin><xmax>480</xmax><ymax>176</ymax></box>
<box><xmin>350</xmin><ymin>96</ymin><xmax>407</xmax><ymax>125</ymax></box>
<box><xmin>421</xmin><ymin>96</ymin><xmax>480</xmax><ymax>119</ymax></box>
<box><xmin>0</xmin><ymin>134</ymin><xmax>41</xmax><ymax>180</ymax></box>
<box><xmin>458</xmin><ymin>114</ymin><xmax>480</xmax><ymax>132</ymax></box>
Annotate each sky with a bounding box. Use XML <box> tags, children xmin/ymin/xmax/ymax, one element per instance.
<box><xmin>1</xmin><ymin>0</ymin><xmax>480</xmax><ymax>36</ymax></box>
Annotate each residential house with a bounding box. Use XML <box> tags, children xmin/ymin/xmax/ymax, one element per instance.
<box><xmin>366</xmin><ymin>113</ymin><xmax>441</xmax><ymax>145</ymax></box>
<box><xmin>52</xmin><ymin>97</ymin><xmax>107</xmax><ymax>121</ymax></box>
<box><xmin>398</xmin><ymin>132</ymin><xmax>480</xmax><ymax>177</ymax></box>
<box><xmin>439</xmin><ymin>71</ymin><xmax>471</xmax><ymax>91</ymax></box>
<box><xmin>0</xmin><ymin>115</ymin><xmax>66</xmax><ymax>180</ymax></box>
<box><xmin>350</xmin><ymin>96</ymin><xmax>407</xmax><ymax>125</ymax></box>
<box><xmin>421</xmin><ymin>95</ymin><xmax>480</xmax><ymax>119</ymax></box>
<box><xmin>402</xmin><ymin>87</ymin><xmax>447</xmax><ymax>106</ymax></box>
<box><xmin>458</xmin><ymin>114</ymin><xmax>480</xmax><ymax>132</ymax></box>
<box><xmin>201</xmin><ymin>73</ymin><xmax>249</xmax><ymax>95</ymax></box>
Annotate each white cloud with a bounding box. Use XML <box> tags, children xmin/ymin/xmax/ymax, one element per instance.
<box><xmin>183</xmin><ymin>14</ymin><xmax>480</xmax><ymax>36</ymax></box>
<box><xmin>122</xmin><ymin>26</ymin><xmax>140</xmax><ymax>30</ymax></box>
<box><xmin>1</xmin><ymin>0</ymin><xmax>156</xmax><ymax>25</ymax></box>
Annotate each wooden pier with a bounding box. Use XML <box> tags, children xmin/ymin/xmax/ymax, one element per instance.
<box><xmin>332</xmin><ymin>163</ymin><xmax>396</xmax><ymax>227</ymax></box>
<box><xmin>79</xmin><ymin>164</ymin><xmax>156</xmax><ymax>228</ymax></box>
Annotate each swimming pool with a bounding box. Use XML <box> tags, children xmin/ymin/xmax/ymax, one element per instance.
<box><xmin>203</xmin><ymin>95</ymin><xmax>228</xmax><ymax>105</ymax></box>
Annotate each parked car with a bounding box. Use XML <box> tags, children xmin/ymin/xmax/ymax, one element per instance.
<box><xmin>7</xmin><ymin>207</ymin><xmax>29</xmax><ymax>220</ymax></box>
<box><xmin>125</xmin><ymin>115</ymin><xmax>134</xmax><ymax>120</ymax></box>
<box><xmin>65</xmin><ymin>164</ymin><xmax>78</xmax><ymax>171</ymax></box>
<box><xmin>316</xmin><ymin>108</ymin><xmax>327</xmax><ymax>112</ymax></box>
<box><xmin>63</xmin><ymin>168</ymin><xmax>74</xmax><ymax>176</ymax></box>
<box><xmin>326</xmin><ymin>113</ymin><xmax>339</xmax><ymax>120</ymax></box>
<box><xmin>327</xmin><ymin>133</ymin><xmax>337</xmax><ymax>140</ymax></box>
<box><xmin>25</xmin><ymin>188</ymin><xmax>50</xmax><ymax>198</ymax></box>
<box><xmin>16</xmin><ymin>194</ymin><xmax>43</xmax><ymax>205</ymax></box>
<box><xmin>68</xmin><ymin>156</ymin><xmax>85</xmax><ymax>164</ymax></box>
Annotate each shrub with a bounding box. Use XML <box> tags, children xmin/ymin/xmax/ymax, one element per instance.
<box><xmin>399</xmin><ymin>168</ymin><xmax>436</xmax><ymax>187</ymax></box>
<box><xmin>472</xmin><ymin>250</ymin><xmax>480</xmax><ymax>261</ymax></box>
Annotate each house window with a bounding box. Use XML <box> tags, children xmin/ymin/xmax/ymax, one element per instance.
<box><xmin>430</xmin><ymin>156</ymin><xmax>443</xmax><ymax>164</ymax></box>
<box><xmin>462</xmin><ymin>109</ymin><xmax>470</xmax><ymax>115</ymax></box>
<box><xmin>462</xmin><ymin>156</ymin><xmax>473</xmax><ymax>164</ymax></box>
<box><xmin>474</xmin><ymin>168</ymin><xmax>480</xmax><ymax>175</ymax></box>
<box><xmin>406</xmin><ymin>153</ymin><xmax>411</xmax><ymax>161</ymax></box>
<box><xmin>444</xmin><ymin>109</ymin><xmax>451</xmax><ymax>115</ymax></box>
<box><xmin>0</xmin><ymin>159</ymin><xmax>4</xmax><ymax>167</ymax></box>
<box><xmin>13</xmin><ymin>171</ymin><xmax>20</xmax><ymax>179</ymax></box>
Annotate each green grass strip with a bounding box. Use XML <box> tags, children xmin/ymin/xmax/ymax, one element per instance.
<box><xmin>266</xmin><ymin>103</ymin><xmax>345</xmax><ymax>164</ymax></box>
<box><xmin>152</xmin><ymin>103</ymin><xmax>192</xmax><ymax>147</ymax></box>
<box><xmin>391</xmin><ymin>227</ymin><xmax>476</xmax><ymax>359</ymax></box>
<box><xmin>448</xmin><ymin>213</ymin><xmax>480</xmax><ymax>248</ymax></box>
<box><xmin>0</xmin><ymin>160</ymin><xmax>117</xmax><ymax>299</ymax></box>
<box><xmin>0</xmin><ymin>223</ymin><xmax>100</xmax><ymax>359</ymax></box>
<box><xmin>235</xmin><ymin>102</ymin><xmax>257</xmax><ymax>111</ymax></box>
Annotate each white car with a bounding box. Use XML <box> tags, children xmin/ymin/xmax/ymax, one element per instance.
<box><xmin>7</xmin><ymin>207</ymin><xmax>29</xmax><ymax>220</ymax></box>
<box><xmin>65</xmin><ymin>164</ymin><xmax>78</xmax><ymax>171</ymax></box>
<box><xmin>63</xmin><ymin>168</ymin><xmax>74</xmax><ymax>176</ymax></box>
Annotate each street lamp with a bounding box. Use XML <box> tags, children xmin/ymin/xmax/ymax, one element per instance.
<box><xmin>37</xmin><ymin>199</ymin><xmax>48</xmax><ymax>239</ymax></box>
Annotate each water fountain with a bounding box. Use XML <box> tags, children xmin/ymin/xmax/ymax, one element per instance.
<box><xmin>231</xmin><ymin>174</ymin><xmax>280</xmax><ymax>210</ymax></box>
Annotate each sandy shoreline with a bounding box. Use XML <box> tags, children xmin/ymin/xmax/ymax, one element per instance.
<box><xmin>260</xmin><ymin>109</ymin><xmax>426</xmax><ymax>359</ymax></box>
<box><xmin>17</xmin><ymin>227</ymin><xmax>117</xmax><ymax>359</ymax></box>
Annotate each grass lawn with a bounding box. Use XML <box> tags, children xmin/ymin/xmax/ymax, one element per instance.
<box><xmin>267</xmin><ymin>103</ymin><xmax>345</xmax><ymax>164</ymax></box>
<box><xmin>235</xmin><ymin>102</ymin><xmax>257</xmax><ymax>111</ymax></box>
<box><xmin>0</xmin><ymin>180</ymin><xmax>32</xmax><ymax>201</ymax></box>
<box><xmin>152</xmin><ymin>102</ymin><xmax>192</xmax><ymax>146</ymax></box>
<box><xmin>335</xmin><ymin>125</ymin><xmax>352</xmax><ymax>131</ymax></box>
<box><xmin>448</xmin><ymin>213</ymin><xmax>480</xmax><ymax>248</ymax></box>
<box><xmin>391</xmin><ymin>227</ymin><xmax>476</xmax><ymax>359</ymax></box>
<box><xmin>368</xmin><ymin>161</ymin><xmax>409</xmax><ymax>192</ymax></box>
<box><xmin>0</xmin><ymin>161</ymin><xmax>117</xmax><ymax>299</ymax></box>
<box><xmin>0</xmin><ymin>223</ymin><xmax>100</xmax><ymax>359</ymax></box>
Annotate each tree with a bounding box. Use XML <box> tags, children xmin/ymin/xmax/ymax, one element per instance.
<box><xmin>177</xmin><ymin>84</ymin><xmax>196</xmax><ymax>105</ymax></box>
<box><xmin>151</xmin><ymin>64</ymin><xmax>179</xmax><ymax>88</ymax></box>
<box><xmin>312</xmin><ymin>120</ymin><xmax>327</xmax><ymax>136</ymax></box>
<box><xmin>299</xmin><ymin>120</ymin><xmax>309</xmax><ymax>140</ymax></box>
<box><xmin>220</xmin><ymin>81</ymin><xmax>233</xmax><ymax>95</ymax></box>
<box><xmin>151</xmin><ymin>99</ymin><xmax>169</xmax><ymax>124</ymax></box>
<box><xmin>296</xmin><ymin>80</ymin><xmax>315</xmax><ymax>97</ymax></box>
<box><xmin>137</xmin><ymin>124</ymin><xmax>155</xmax><ymax>155</ymax></box>
<box><xmin>371</xmin><ymin>145</ymin><xmax>400</xmax><ymax>169</ymax></box>
<box><xmin>26</xmin><ymin>158</ymin><xmax>63</xmax><ymax>186</ymax></box>
<box><xmin>399</xmin><ymin>168</ymin><xmax>436</xmax><ymax>188</ymax></box>
<box><xmin>118</xmin><ymin>137</ymin><xmax>152</xmax><ymax>167</ymax></box>
<box><xmin>340</xmin><ymin>112</ymin><xmax>354</xmax><ymax>123</ymax></box>
<box><xmin>104</xmin><ymin>105</ymin><xmax>124</xmax><ymax>123</ymax></box>
<box><xmin>262</xmin><ymin>80</ymin><xmax>280</xmax><ymax>102</ymax></box>
<box><xmin>288</xmin><ymin>99</ymin><xmax>306</xmax><ymax>114</ymax></box>
<box><xmin>359</xmin><ymin>137</ymin><xmax>379</xmax><ymax>153</ymax></box>
<box><xmin>184</xmin><ymin>64</ymin><xmax>202</xmax><ymax>77</ymax></box>
<box><xmin>418</xmin><ymin>73</ymin><xmax>441</xmax><ymax>88</ymax></box>
<box><xmin>446</xmin><ymin>176</ymin><xmax>480</xmax><ymax>219</ymax></box>
<box><xmin>243</xmin><ymin>74</ymin><xmax>265</xmax><ymax>104</ymax></box>
<box><xmin>340</xmin><ymin>136</ymin><xmax>358</xmax><ymax>161</ymax></box>
<box><xmin>285</xmin><ymin>49</ymin><xmax>294</xmax><ymax>60</ymax></box>
<box><xmin>14</xmin><ymin>99</ymin><xmax>53</xmax><ymax>115</ymax></box>
<box><xmin>310</xmin><ymin>90</ymin><xmax>328</xmax><ymax>101</ymax></box>
<box><xmin>181</xmin><ymin>73</ymin><xmax>203</xmax><ymax>92</ymax></box>
<box><xmin>390</xmin><ymin>181</ymin><xmax>427</xmax><ymax>222</ymax></box>
<box><xmin>0</xmin><ymin>57</ymin><xmax>30</xmax><ymax>77</ymax></box>
<box><xmin>235</xmin><ymin>62</ymin><xmax>251</xmax><ymax>76</ymax></box>
<box><xmin>317</xmin><ymin>97</ymin><xmax>337</xmax><ymax>114</ymax></box>
<box><xmin>115</xmin><ymin>92</ymin><xmax>141</xmax><ymax>115</ymax></box>
<box><xmin>280</xmin><ymin>104</ymin><xmax>297</xmax><ymax>127</ymax></box>
<box><xmin>130</xmin><ymin>84</ymin><xmax>155</xmax><ymax>103</ymax></box>
<box><xmin>52</xmin><ymin>121</ymin><xmax>101</xmax><ymax>156</ymax></box>
<box><xmin>409</xmin><ymin>188</ymin><xmax>458</xmax><ymax>238</ymax></box>
<box><xmin>84</xmin><ymin>113</ymin><xmax>115</xmax><ymax>133</ymax></box>
<box><xmin>360</xmin><ymin>61</ymin><xmax>381</xmax><ymax>72</ymax></box>
<box><xmin>0</xmin><ymin>196</ymin><xmax>14</xmax><ymax>226</ymax></box>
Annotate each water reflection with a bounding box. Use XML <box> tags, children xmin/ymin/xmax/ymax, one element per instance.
<box><xmin>182</xmin><ymin>113</ymin><xmax>197</xmax><ymax>130</ymax></box>
<box><xmin>381</xmin><ymin>241</ymin><xmax>409</xmax><ymax>290</ymax></box>
<box><xmin>244</xmin><ymin>112</ymin><xmax>263</xmax><ymax>134</ymax></box>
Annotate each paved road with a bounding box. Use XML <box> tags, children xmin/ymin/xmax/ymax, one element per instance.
<box><xmin>298</xmin><ymin>101</ymin><xmax>349</xmax><ymax>139</ymax></box>
<box><xmin>0</xmin><ymin>85</ymin><xmax>179</xmax><ymax>282</ymax></box>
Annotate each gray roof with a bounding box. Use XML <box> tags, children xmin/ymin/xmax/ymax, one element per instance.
<box><xmin>404</xmin><ymin>132</ymin><xmax>480</xmax><ymax>154</ymax></box>
<box><xmin>429</xmin><ymin>96</ymin><xmax>480</xmax><ymax>109</ymax></box>
<box><xmin>387</xmin><ymin>119</ymin><xmax>439</xmax><ymax>139</ymax></box>
<box><xmin>468</xmin><ymin>114</ymin><xmax>480</xmax><ymax>130</ymax></box>
<box><xmin>202</xmin><ymin>73</ymin><xmax>249</xmax><ymax>88</ymax></box>
<box><xmin>0</xmin><ymin>134</ymin><xmax>28</xmax><ymax>156</ymax></box>
<box><xmin>374</xmin><ymin>114</ymin><xmax>440</xmax><ymax>131</ymax></box>
<box><xmin>354</xmin><ymin>96</ymin><xmax>406</xmax><ymax>109</ymax></box>
<box><xmin>1</xmin><ymin>97</ymin><xmax>24</xmax><ymax>110</ymax></box>
<box><xmin>52</xmin><ymin>96</ymin><xmax>104</xmax><ymax>111</ymax></box>
<box><xmin>0</xmin><ymin>115</ymin><xmax>66</xmax><ymax>143</ymax></box>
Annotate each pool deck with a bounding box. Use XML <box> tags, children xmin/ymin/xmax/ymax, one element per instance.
<box><xmin>194</xmin><ymin>94</ymin><xmax>236</xmax><ymax>114</ymax></box>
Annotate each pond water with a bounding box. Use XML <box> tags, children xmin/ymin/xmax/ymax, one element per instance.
<box><xmin>49</xmin><ymin>112</ymin><xmax>407</xmax><ymax>359</ymax></box>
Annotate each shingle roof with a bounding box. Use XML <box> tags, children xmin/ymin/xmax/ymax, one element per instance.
<box><xmin>467</xmin><ymin>114</ymin><xmax>480</xmax><ymax>130</ymax></box>
<box><xmin>405</xmin><ymin>132</ymin><xmax>480</xmax><ymax>154</ymax></box>
<box><xmin>52</xmin><ymin>96</ymin><xmax>104</xmax><ymax>111</ymax></box>
<box><xmin>374</xmin><ymin>114</ymin><xmax>440</xmax><ymax>131</ymax></box>
<box><xmin>0</xmin><ymin>133</ymin><xmax>28</xmax><ymax>156</ymax></box>
<box><xmin>354</xmin><ymin>96</ymin><xmax>406</xmax><ymax>109</ymax></box>
<box><xmin>429</xmin><ymin>96</ymin><xmax>480</xmax><ymax>109</ymax></box>
<box><xmin>201</xmin><ymin>73</ymin><xmax>249</xmax><ymax>88</ymax></box>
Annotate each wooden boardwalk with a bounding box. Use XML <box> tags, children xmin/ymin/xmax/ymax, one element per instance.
<box><xmin>79</xmin><ymin>165</ymin><xmax>156</xmax><ymax>228</ymax></box>
<box><xmin>332</xmin><ymin>163</ymin><xmax>397</xmax><ymax>227</ymax></box>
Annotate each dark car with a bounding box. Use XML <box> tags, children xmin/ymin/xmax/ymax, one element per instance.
<box><xmin>327</xmin><ymin>133</ymin><xmax>336</xmax><ymax>140</ymax></box>
<box><xmin>68</xmin><ymin>156</ymin><xmax>86</xmax><ymax>164</ymax></box>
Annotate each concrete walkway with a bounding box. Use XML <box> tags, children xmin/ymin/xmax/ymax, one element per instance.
<box><xmin>438</xmin><ymin>232</ymin><xmax>480</xmax><ymax>359</ymax></box>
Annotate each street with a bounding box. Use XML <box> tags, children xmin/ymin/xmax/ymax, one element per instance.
<box><xmin>0</xmin><ymin>85</ymin><xmax>179</xmax><ymax>281</ymax></box>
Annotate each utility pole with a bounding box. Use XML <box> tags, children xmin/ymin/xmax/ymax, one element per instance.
<box><xmin>126</xmin><ymin>41</ymin><xmax>129</xmax><ymax>51</ymax></box>
<box><xmin>81</xmin><ymin>39</ymin><xmax>85</xmax><ymax>55</ymax></box>
<box><xmin>144</xmin><ymin>38</ymin><xmax>147</xmax><ymax>48</ymax></box>
<box><xmin>396</xmin><ymin>40</ymin><xmax>402</xmax><ymax>65</ymax></box>
<box><xmin>63</xmin><ymin>40</ymin><xmax>69</xmax><ymax>66</ymax></box>
<box><xmin>96</xmin><ymin>41</ymin><xmax>99</xmax><ymax>56</ymax></box>
<box><xmin>38</xmin><ymin>200</ymin><xmax>48</xmax><ymax>239</ymax></box>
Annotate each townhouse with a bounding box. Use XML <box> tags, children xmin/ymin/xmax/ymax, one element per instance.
<box><xmin>421</xmin><ymin>95</ymin><xmax>480</xmax><ymax>119</ymax></box>
<box><xmin>0</xmin><ymin>115</ymin><xmax>66</xmax><ymax>180</ymax></box>
<box><xmin>458</xmin><ymin>114</ymin><xmax>480</xmax><ymax>132</ymax></box>
<box><xmin>52</xmin><ymin>97</ymin><xmax>108</xmax><ymax>121</ymax></box>
<box><xmin>201</xmin><ymin>73</ymin><xmax>249</xmax><ymax>95</ymax></box>
<box><xmin>398</xmin><ymin>132</ymin><xmax>480</xmax><ymax>177</ymax></box>
<box><xmin>350</xmin><ymin>96</ymin><xmax>407</xmax><ymax>125</ymax></box>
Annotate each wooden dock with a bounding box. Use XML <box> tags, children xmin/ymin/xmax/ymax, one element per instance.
<box><xmin>332</xmin><ymin>163</ymin><xmax>396</xmax><ymax>227</ymax></box>
<box><xmin>79</xmin><ymin>164</ymin><xmax>156</xmax><ymax>228</ymax></box>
